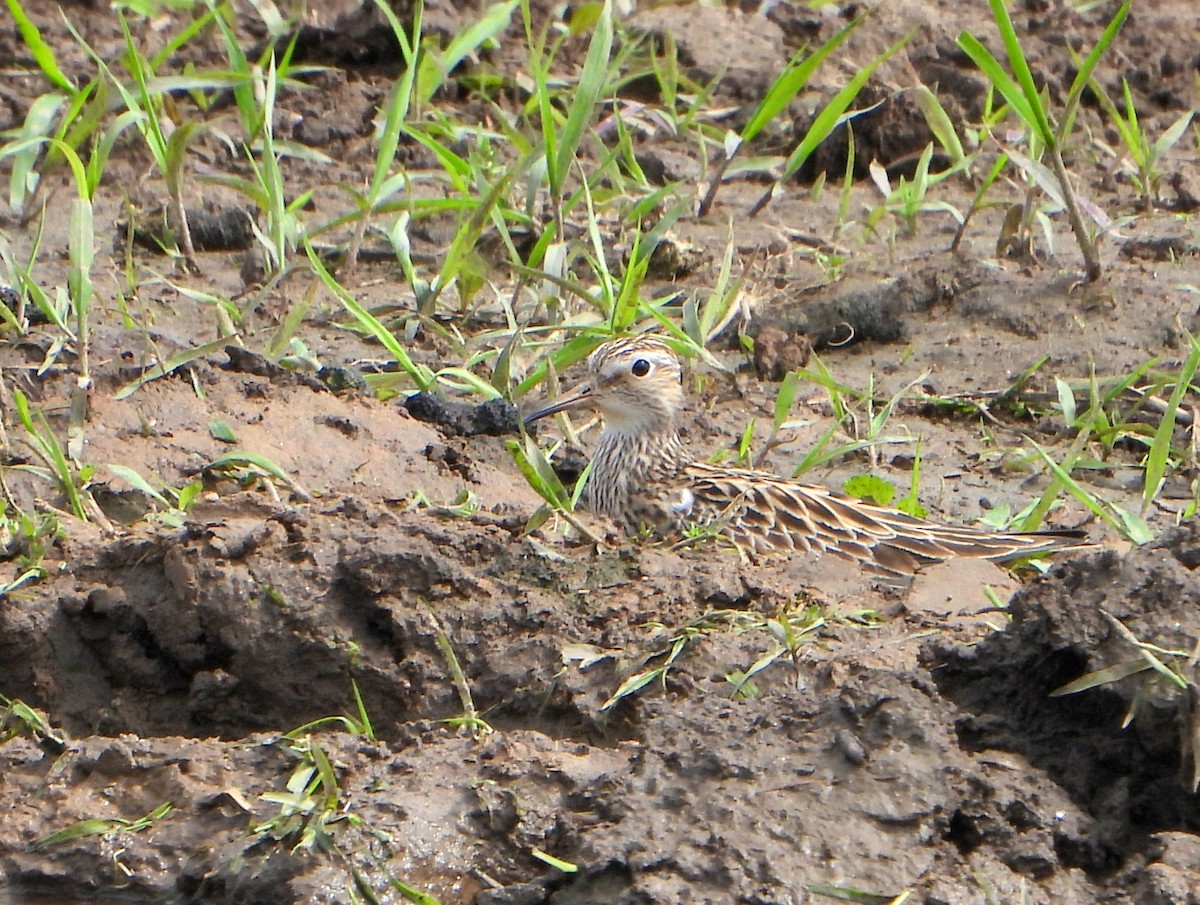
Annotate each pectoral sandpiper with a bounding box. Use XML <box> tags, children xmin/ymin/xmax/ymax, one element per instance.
<box><xmin>524</xmin><ymin>335</ymin><xmax>1086</xmax><ymax>574</ymax></box>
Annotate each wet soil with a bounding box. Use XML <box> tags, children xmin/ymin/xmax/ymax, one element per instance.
<box><xmin>2</xmin><ymin>0</ymin><xmax>1200</xmax><ymax>903</ymax></box>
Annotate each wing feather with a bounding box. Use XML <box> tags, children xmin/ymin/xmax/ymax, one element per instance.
<box><xmin>684</xmin><ymin>462</ymin><xmax>1085</xmax><ymax>574</ymax></box>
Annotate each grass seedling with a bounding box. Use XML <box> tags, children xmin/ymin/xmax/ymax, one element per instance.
<box><xmin>0</xmin><ymin>136</ymin><xmax>100</xmax><ymax>432</ymax></box>
<box><xmin>114</xmin><ymin>333</ymin><xmax>236</xmax><ymax>400</ymax></box>
<box><xmin>1087</xmin><ymin>74</ymin><xmax>1194</xmax><ymax>211</ymax></box>
<box><xmin>0</xmin><ymin>0</ymin><xmax>112</xmax><ymax>220</ymax></box>
<box><xmin>680</xmin><ymin>229</ymin><xmax>743</xmax><ymax>352</ymax></box>
<box><xmin>63</xmin><ymin>12</ymin><xmax>208</xmax><ymax>269</ymax></box>
<box><xmin>0</xmin><ymin>502</ymin><xmax>62</xmax><ymax>591</ymax></box>
<box><xmin>726</xmin><ymin>600</ymin><xmax>830</xmax><ymax>699</ymax></box>
<box><xmin>507</xmin><ymin>434</ymin><xmax>600</xmax><ymax>541</ymax></box>
<box><xmin>523</xmin><ymin>0</ymin><xmax>614</xmax><ymax>241</ymax></box>
<box><xmin>427</xmin><ymin>609</ymin><xmax>493</xmax><ymax>739</ymax></box>
<box><xmin>10</xmin><ymin>389</ymin><xmax>94</xmax><ymax>521</ymax></box>
<box><xmin>1140</xmin><ymin>333</ymin><xmax>1200</xmax><ymax>517</ymax></box>
<box><xmin>415</xmin><ymin>0</ymin><xmax>517</xmax><ymax>109</ymax></box>
<box><xmin>103</xmin><ymin>463</ymin><xmax>202</xmax><ymax>528</ymax></box>
<box><xmin>283</xmin><ymin>679</ymin><xmax>377</xmax><ymax>744</ymax></box>
<box><xmin>866</xmin><ymin>143</ymin><xmax>964</xmax><ymax>237</ymax></box>
<box><xmin>305</xmin><ymin>240</ymin><xmax>435</xmax><ymax>390</ymax></box>
<box><xmin>958</xmin><ymin>0</ymin><xmax>1132</xmax><ymax>281</ymax></box>
<box><xmin>254</xmin><ymin>735</ymin><xmax>346</xmax><ymax>851</ymax></box>
<box><xmin>203</xmin><ymin>16</ymin><xmax>329</xmax><ymax>276</ymax></box>
<box><xmin>201</xmin><ymin>450</ymin><xmax>312</xmax><ymax>502</ymax></box>
<box><xmin>600</xmin><ymin>619</ymin><xmax>705</xmax><ymax>712</ymax></box>
<box><xmin>1</xmin><ymin>694</ymin><xmax>66</xmax><ymax>753</ymax></box>
<box><xmin>789</xmin><ymin>358</ymin><xmax>923</xmax><ymax>477</ymax></box>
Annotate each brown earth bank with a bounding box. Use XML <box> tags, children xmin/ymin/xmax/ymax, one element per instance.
<box><xmin>1</xmin><ymin>0</ymin><xmax>1200</xmax><ymax>902</ymax></box>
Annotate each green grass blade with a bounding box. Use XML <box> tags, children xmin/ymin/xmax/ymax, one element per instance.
<box><xmin>551</xmin><ymin>0</ymin><xmax>613</xmax><ymax>193</ymax></box>
<box><xmin>419</xmin><ymin>0</ymin><xmax>516</xmax><ymax>106</ymax></box>
<box><xmin>6</xmin><ymin>97</ymin><xmax>63</xmax><ymax>211</ymax></box>
<box><xmin>1064</xmin><ymin>0</ymin><xmax>1131</xmax><ymax>115</ymax></box>
<box><xmin>513</xmin><ymin>334</ymin><xmax>603</xmax><ymax>397</ymax></box>
<box><xmin>1026</xmin><ymin>440</ymin><xmax>1124</xmax><ymax>535</ymax></box>
<box><xmin>1050</xmin><ymin>659</ymin><xmax>1151</xmax><ymax>696</ymax></box>
<box><xmin>985</xmin><ymin>0</ymin><xmax>1054</xmax><ymax>145</ymax></box>
<box><xmin>114</xmin><ymin>334</ymin><xmax>237</xmax><ymax>400</ymax></box>
<box><xmin>104</xmin><ymin>464</ymin><xmax>172</xmax><ymax>509</ymax></box>
<box><xmin>1141</xmin><ymin>333</ymin><xmax>1200</xmax><ymax>514</ymax></box>
<box><xmin>911</xmin><ymin>85</ymin><xmax>965</xmax><ymax>167</ymax></box>
<box><xmin>740</xmin><ymin>15</ymin><xmax>863</xmax><ymax>144</ymax></box>
<box><xmin>206</xmin><ymin>451</ymin><xmax>311</xmax><ymax>500</ymax></box>
<box><xmin>956</xmin><ymin>34</ymin><xmax>1038</xmax><ymax>136</ymax></box>
<box><xmin>7</xmin><ymin>0</ymin><xmax>74</xmax><ymax>92</ymax></box>
<box><xmin>780</xmin><ymin>27</ymin><xmax>916</xmax><ymax>181</ymax></box>
<box><xmin>368</xmin><ymin>0</ymin><xmax>420</xmax><ymax>195</ymax></box>
<box><xmin>304</xmin><ymin>242</ymin><xmax>434</xmax><ymax>389</ymax></box>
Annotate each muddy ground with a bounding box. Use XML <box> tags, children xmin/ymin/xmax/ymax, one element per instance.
<box><xmin>2</xmin><ymin>0</ymin><xmax>1200</xmax><ymax>902</ymax></box>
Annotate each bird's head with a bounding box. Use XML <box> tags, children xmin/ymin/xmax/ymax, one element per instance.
<box><xmin>524</xmin><ymin>336</ymin><xmax>685</xmax><ymax>434</ymax></box>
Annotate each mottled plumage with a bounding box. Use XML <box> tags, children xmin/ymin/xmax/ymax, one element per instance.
<box><xmin>524</xmin><ymin>336</ymin><xmax>1086</xmax><ymax>574</ymax></box>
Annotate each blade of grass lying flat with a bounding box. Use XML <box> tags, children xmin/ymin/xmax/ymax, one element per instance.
<box><xmin>1050</xmin><ymin>659</ymin><xmax>1151</xmax><ymax>696</ymax></box>
<box><xmin>806</xmin><ymin>884</ymin><xmax>904</xmax><ymax>905</ymax></box>
<box><xmin>530</xmin><ymin>848</ymin><xmax>578</xmax><ymax>873</ymax></box>
<box><xmin>115</xmin><ymin>334</ymin><xmax>236</xmax><ymax>400</ymax></box>
<box><xmin>205</xmin><ymin>451</ymin><xmax>312</xmax><ymax>501</ymax></box>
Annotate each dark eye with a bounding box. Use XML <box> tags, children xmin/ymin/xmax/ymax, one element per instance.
<box><xmin>631</xmin><ymin>359</ymin><xmax>651</xmax><ymax>377</ymax></box>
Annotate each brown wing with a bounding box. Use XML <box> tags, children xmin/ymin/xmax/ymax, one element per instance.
<box><xmin>684</xmin><ymin>462</ymin><xmax>1086</xmax><ymax>574</ymax></box>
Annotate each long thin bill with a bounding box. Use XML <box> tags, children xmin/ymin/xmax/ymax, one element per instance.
<box><xmin>522</xmin><ymin>385</ymin><xmax>593</xmax><ymax>427</ymax></box>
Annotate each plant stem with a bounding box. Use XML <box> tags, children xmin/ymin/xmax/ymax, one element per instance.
<box><xmin>1048</xmin><ymin>147</ymin><xmax>1100</xmax><ymax>282</ymax></box>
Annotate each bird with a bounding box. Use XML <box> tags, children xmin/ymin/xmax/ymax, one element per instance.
<box><xmin>523</xmin><ymin>334</ymin><xmax>1087</xmax><ymax>575</ymax></box>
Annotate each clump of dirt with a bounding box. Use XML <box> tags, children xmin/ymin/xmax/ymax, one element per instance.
<box><xmin>928</xmin><ymin>521</ymin><xmax>1200</xmax><ymax>899</ymax></box>
<box><xmin>4</xmin><ymin>507</ymin><xmax>1200</xmax><ymax>903</ymax></box>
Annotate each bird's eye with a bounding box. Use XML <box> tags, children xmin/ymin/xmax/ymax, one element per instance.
<box><xmin>630</xmin><ymin>358</ymin><xmax>651</xmax><ymax>377</ymax></box>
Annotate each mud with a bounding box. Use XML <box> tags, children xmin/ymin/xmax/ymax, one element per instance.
<box><xmin>2</xmin><ymin>0</ymin><xmax>1200</xmax><ymax>903</ymax></box>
